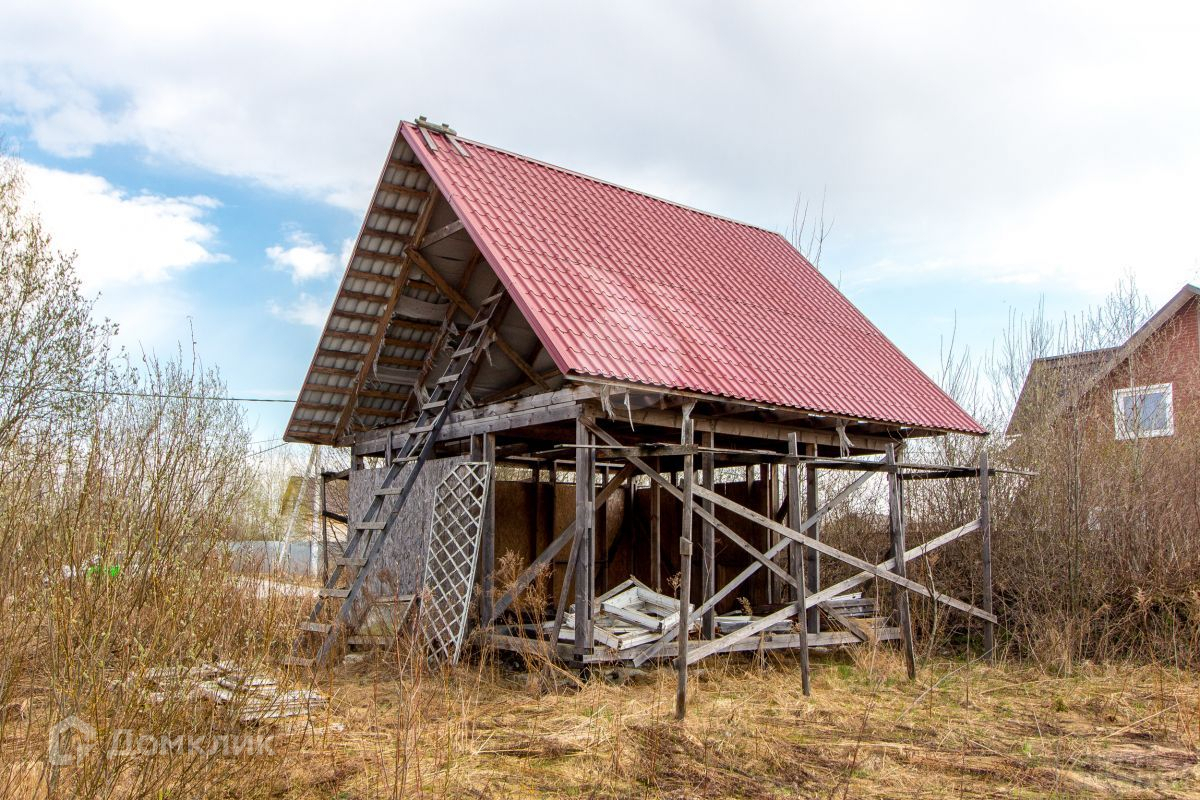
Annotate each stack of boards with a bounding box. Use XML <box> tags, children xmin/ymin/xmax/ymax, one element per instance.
<box><xmin>145</xmin><ymin>662</ymin><xmax>327</xmax><ymax>724</ymax></box>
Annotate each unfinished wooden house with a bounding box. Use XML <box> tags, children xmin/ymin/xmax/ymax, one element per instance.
<box><xmin>282</xmin><ymin>118</ymin><xmax>996</xmax><ymax>705</ymax></box>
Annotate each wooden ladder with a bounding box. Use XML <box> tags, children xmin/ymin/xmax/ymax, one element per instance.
<box><xmin>283</xmin><ymin>288</ymin><xmax>512</xmax><ymax>668</ymax></box>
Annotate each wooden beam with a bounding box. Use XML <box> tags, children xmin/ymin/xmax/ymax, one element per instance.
<box><xmin>345</xmin><ymin>267</ymin><xmax>402</xmax><ymax>285</ymax></box>
<box><xmin>676</xmin><ymin>417</ymin><xmax>695</xmax><ymax>721</ymax></box>
<box><xmin>368</xmin><ymin>203</ymin><xmax>420</xmax><ymax>223</ymax></box>
<box><xmin>378</xmin><ymin>181</ymin><xmax>431</xmax><ymax>198</ymax></box>
<box><xmin>615</xmin><ymin>406</ymin><xmax>897</xmax><ymax>451</ymax></box>
<box><xmin>787</xmin><ymin>433</ymin><xmax>811</xmax><ymax>696</ymax></box>
<box><xmin>887</xmin><ymin>445</ymin><xmax>917</xmax><ymax>680</ymax></box>
<box><xmin>693</xmin><ymin>484</ymin><xmax>997</xmax><ymax>625</ymax></box>
<box><xmin>573</xmin><ymin>416</ymin><xmax>596</xmax><ymax>658</ymax></box>
<box><xmin>980</xmin><ymin>448</ymin><xmax>994</xmax><ymax>661</ymax></box>
<box><xmin>408</xmin><ymin>249</ymin><xmax>550</xmax><ymax>390</ymax></box>
<box><xmin>650</xmin><ymin>457</ymin><xmax>662</xmax><ymax>592</ymax></box>
<box><xmin>806</xmin><ymin>459</ymin><xmax>821</xmax><ymax>633</ymax></box>
<box><xmin>474</xmin><ymin>434</ymin><xmax>497</xmax><ymax>626</ymax></box>
<box><xmin>419</xmin><ymin>219</ymin><xmax>465</xmax><ymax>249</ymax></box>
<box><xmin>700</xmin><ymin>428</ymin><xmax>715</xmax><ymax>639</ymax></box>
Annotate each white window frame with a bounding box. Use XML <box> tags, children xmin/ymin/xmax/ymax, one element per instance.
<box><xmin>1113</xmin><ymin>383</ymin><xmax>1174</xmax><ymax>440</ymax></box>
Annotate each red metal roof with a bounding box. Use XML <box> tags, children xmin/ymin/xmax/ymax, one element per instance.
<box><xmin>402</xmin><ymin>123</ymin><xmax>985</xmax><ymax>435</ymax></box>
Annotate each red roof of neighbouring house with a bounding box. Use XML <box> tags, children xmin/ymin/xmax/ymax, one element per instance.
<box><xmin>400</xmin><ymin>122</ymin><xmax>984</xmax><ymax>435</ymax></box>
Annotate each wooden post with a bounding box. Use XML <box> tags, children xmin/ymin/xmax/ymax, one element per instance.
<box><xmin>761</xmin><ymin>463</ymin><xmax>776</xmax><ymax>605</ymax></box>
<box><xmin>319</xmin><ymin>472</ymin><xmax>330</xmax><ymax>582</ymax></box>
<box><xmin>980</xmin><ymin>448</ymin><xmax>994</xmax><ymax>662</ymax></box>
<box><xmin>651</xmin><ymin>458</ymin><xmax>662</xmax><ymax>592</ymax></box>
<box><xmin>805</xmin><ymin>457</ymin><xmax>820</xmax><ymax>633</ymax></box>
<box><xmin>701</xmin><ymin>429</ymin><xmax>716</xmax><ymax>639</ymax></box>
<box><xmin>887</xmin><ymin>445</ymin><xmax>917</xmax><ymax>680</ymax></box>
<box><xmin>574</xmin><ymin>418</ymin><xmax>596</xmax><ymax>659</ymax></box>
<box><xmin>786</xmin><ymin>433</ymin><xmax>811</xmax><ymax>695</ymax></box>
<box><xmin>532</xmin><ymin>463</ymin><xmax>542</xmax><ymax>564</ymax></box>
<box><xmin>676</xmin><ymin>418</ymin><xmax>695</xmax><ymax>720</ymax></box>
<box><xmin>597</xmin><ymin>465</ymin><xmax>609</xmax><ymax>594</ymax></box>
<box><xmin>474</xmin><ymin>434</ymin><xmax>498</xmax><ymax>627</ymax></box>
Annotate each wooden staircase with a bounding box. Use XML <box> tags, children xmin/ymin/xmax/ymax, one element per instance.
<box><xmin>283</xmin><ymin>288</ymin><xmax>512</xmax><ymax>668</ymax></box>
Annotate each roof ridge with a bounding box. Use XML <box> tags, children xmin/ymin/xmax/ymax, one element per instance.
<box><xmin>404</xmin><ymin>120</ymin><xmax>783</xmax><ymax>239</ymax></box>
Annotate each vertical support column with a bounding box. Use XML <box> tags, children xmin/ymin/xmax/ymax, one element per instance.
<box><xmin>887</xmin><ymin>445</ymin><xmax>917</xmax><ymax>680</ymax></box>
<box><xmin>651</xmin><ymin>458</ymin><xmax>662</xmax><ymax>592</ymax></box>
<box><xmin>473</xmin><ymin>434</ymin><xmax>497</xmax><ymax>628</ymax></box>
<box><xmin>676</xmin><ymin>418</ymin><xmax>695</xmax><ymax>720</ymax></box>
<box><xmin>805</xmin><ymin>453</ymin><xmax>820</xmax><ymax>633</ymax></box>
<box><xmin>786</xmin><ymin>433</ymin><xmax>811</xmax><ymax>695</ymax></box>
<box><xmin>700</xmin><ymin>429</ymin><xmax>716</xmax><ymax>639</ymax></box>
<box><xmin>761</xmin><ymin>463</ymin><xmax>776</xmax><ymax>605</ymax></box>
<box><xmin>597</xmin><ymin>465</ymin><xmax>609</xmax><ymax>593</ymax></box>
<box><xmin>532</xmin><ymin>463</ymin><xmax>542</xmax><ymax>565</ymax></box>
<box><xmin>573</xmin><ymin>417</ymin><xmax>596</xmax><ymax>659</ymax></box>
<box><xmin>980</xmin><ymin>448</ymin><xmax>994</xmax><ymax>662</ymax></box>
<box><xmin>549</xmin><ymin>461</ymin><xmax>559</xmax><ymax>597</ymax></box>
<box><xmin>320</xmin><ymin>473</ymin><xmax>330</xmax><ymax>583</ymax></box>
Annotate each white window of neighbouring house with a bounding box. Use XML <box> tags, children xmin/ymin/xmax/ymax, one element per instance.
<box><xmin>1113</xmin><ymin>383</ymin><xmax>1174</xmax><ymax>440</ymax></box>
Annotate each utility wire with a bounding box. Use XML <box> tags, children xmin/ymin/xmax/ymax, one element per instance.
<box><xmin>0</xmin><ymin>384</ymin><xmax>295</xmax><ymax>403</ymax></box>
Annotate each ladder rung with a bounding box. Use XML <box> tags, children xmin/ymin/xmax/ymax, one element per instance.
<box><xmin>298</xmin><ymin>621</ymin><xmax>332</xmax><ymax>633</ymax></box>
<box><xmin>409</xmin><ymin>424</ymin><xmax>435</xmax><ymax>434</ymax></box>
<box><xmin>436</xmin><ymin>372</ymin><xmax>463</xmax><ymax>384</ymax></box>
<box><xmin>336</xmin><ymin>557</ymin><xmax>368</xmax><ymax>568</ymax></box>
<box><xmin>451</xmin><ymin>346</ymin><xmax>476</xmax><ymax>358</ymax></box>
<box><xmin>319</xmin><ymin>588</ymin><xmax>351</xmax><ymax>598</ymax></box>
<box><xmin>280</xmin><ymin>655</ymin><xmax>314</xmax><ymax>667</ymax></box>
<box><xmin>347</xmin><ymin>635</ymin><xmax>392</xmax><ymax>646</ymax></box>
<box><xmin>355</xmin><ymin>520</ymin><xmax>386</xmax><ymax>530</ymax></box>
<box><xmin>481</xmin><ymin>291</ymin><xmax>505</xmax><ymax>305</ymax></box>
<box><xmin>376</xmin><ymin>485</ymin><xmax>406</xmax><ymax>496</ymax></box>
<box><xmin>466</xmin><ymin>319</ymin><xmax>490</xmax><ymax>332</ymax></box>
<box><xmin>422</xmin><ymin>399</ymin><xmax>447</xmax><ymax>410</ymax></box>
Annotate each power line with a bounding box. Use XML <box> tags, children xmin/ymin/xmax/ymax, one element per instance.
<box><xmin>0</xmin><ymin>384</ymin><xmax>295</xmax><ymax>404</ymax></box>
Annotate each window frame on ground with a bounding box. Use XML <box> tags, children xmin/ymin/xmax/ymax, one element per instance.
<box><xmin>1112</xmin><ymin>383</ymin><xmax>1174</xmax><ymax>440</ymax></box>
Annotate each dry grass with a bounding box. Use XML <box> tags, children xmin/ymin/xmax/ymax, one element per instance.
<box><xmin>252</xmin><ymin>646</ymin><xmax>1200</xmax><ymax>799</ymax></box>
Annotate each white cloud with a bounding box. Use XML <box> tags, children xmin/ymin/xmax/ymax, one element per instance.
<box><xmin>18</xmin><ymin>161</ymin><xmax>222</xmax><ymax>288</ymax></box>
<box><xmin>267</xmin><ymin>293</ymin><xmax>326</xmax><ymax>327</ymax></box>
<box><xmin>2</xmin><ymin>1</ymin><xmax>1200</xmax><ymax>301</ymax></box>
<box><xmin>266</xmin><ymin>230</ymin><xmax>336</xmax><ymax>282</ymax></box>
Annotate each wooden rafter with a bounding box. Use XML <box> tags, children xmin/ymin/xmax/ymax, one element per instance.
<box><xmin>408</xmin><ymin>249</ymin><xmax>550</xmax><ymax>391</ymax></box>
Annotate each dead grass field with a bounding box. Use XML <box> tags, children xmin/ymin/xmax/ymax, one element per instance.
<box><xmin>268</xmin><ymin>647</ymin><xmax>1200</xmax><ymax>799</ymax></box>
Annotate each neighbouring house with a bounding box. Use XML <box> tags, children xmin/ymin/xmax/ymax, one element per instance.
<box><xmin>1009</xmin><ymin>284</ymin><xmax>1200</xmax><ymax>442</ymax></box>
<box><xmin>281</xmin><ymin>118</ymin><xmax>995</xmax><ymax>695</ymax></box>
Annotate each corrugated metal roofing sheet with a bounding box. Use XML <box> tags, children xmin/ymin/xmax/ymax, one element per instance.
<box><xmin>400</xmin><ymin>123</ymin><xmax>984</xmax><ymax>435</ymax></box>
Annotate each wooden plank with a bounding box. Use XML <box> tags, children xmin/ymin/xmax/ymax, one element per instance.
<box><xmin>474</xmin><ymin>434</ymin><xmax>497</xmax><ymax>626</ymax></box>
<box><xmin>980</xmin><ymin>449</ymin><xmax>994</xmax><ymax>661</ymax></box>
<box><xmin>787</xmin><ymin>433</ymin><xmax>811</xmax><ymax>696</ymax></box>
<box><xmin>676</xmin><ymin>418</ymin><xmax>695</xmax><ymax>720</ymax></box>
<box><xmin>691</xmin><ymin>484</ymin><xmax>998</xmax><ymax>624</ymax></box>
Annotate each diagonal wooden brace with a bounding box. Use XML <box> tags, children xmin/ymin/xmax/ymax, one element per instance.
<box><xmin>694</xmin><ymin>485</ymin><xmax>997</xmax><ymax>624</ymax></box>
<box><xmin>583</xmin><ymin>421</ymin><xmax>799</xmax><ymax>593</ymax></box>
<box><xmin>488</xmin><ymin>463</ymin><xmax>635</xmax><ymax>623</ymax></box>
<box><xmin>683</xmin><ymin>517</ymin><xmax>985</xmax><ymax>665</ymax></box>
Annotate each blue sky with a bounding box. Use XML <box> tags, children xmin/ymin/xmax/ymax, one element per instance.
<box><xmin>4</xmin><ymin>2</ymin><xmax>1200</xmax><ymax>441</ymax></box>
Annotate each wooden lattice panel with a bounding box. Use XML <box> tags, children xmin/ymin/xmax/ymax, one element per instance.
<box><xmin>419</xmin><ymin>461</ymin><xmax>491</xmax><ymax>665</ymax></box>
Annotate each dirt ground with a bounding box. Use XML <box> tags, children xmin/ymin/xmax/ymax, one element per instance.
<box><xmin>270</xmin><ymin>646</ymin><xmax>1200</xmax><ymax>799</ymax></box>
